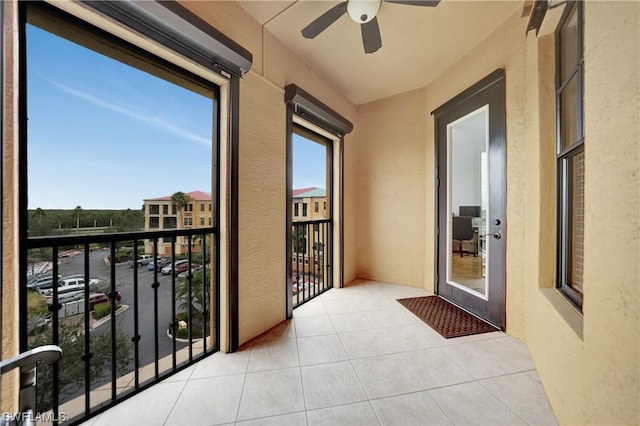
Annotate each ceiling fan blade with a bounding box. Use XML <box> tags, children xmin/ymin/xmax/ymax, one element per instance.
<box><xmin>383</xmin><ymin>0</ymin><xmax>440</xmax><ymax>6</ymax></box>
<box><xmin>361</xmin><ymin>17</ymin><xmax>382</xmax><ymax>54</ymax></box>
<box><xmin>301</xmin><ymin>1</ymin><xmax>348</xmax><ymax>39</ymax></box>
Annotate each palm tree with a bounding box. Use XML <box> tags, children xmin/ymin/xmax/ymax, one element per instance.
<box><xmin>171</xmin><ymin>192</ymin><xmax>190</xmax><ymax>250</ymax></box>
<box><xmin>33</xmin><ymin>207</ymin><xmax>45</xmax><ymax>235</ymax></box>
<box><xmin>73</xmin><ymin>205</ymin><xmax>82</xmax><ymax>232</ymax></box>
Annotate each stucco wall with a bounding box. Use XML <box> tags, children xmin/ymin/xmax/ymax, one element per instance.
<box><xmin>179</xmin><ymin>1</ymin><xmax>357</xmax><ymax>345</ymax></box>
<box><xmin>354</xmin><ymin>89</ymin><xmax>427</xmax><ymax>287</ymax></box>
<box><xmin>525</xmin><ymin>2</ymin><xmax>640</xmax><ymax>425</ymax></box>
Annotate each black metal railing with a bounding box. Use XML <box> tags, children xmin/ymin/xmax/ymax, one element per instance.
<box><xmin>22</xmin><ymin>228</ymin><xmax>218</xmax><ymax>424</ymax></box>
<box><xmin>291</xmin><ymin>220</ymin><xmax>331</xmax><ymax>308</ymax></box>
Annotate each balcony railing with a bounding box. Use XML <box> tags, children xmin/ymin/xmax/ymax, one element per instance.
<box><xmin>22</xmin><ymin>228</ymin><xmax>218</xmax><ymax>424</ymax></box>
<box><xmin>291</xmin><ymin>220</ymin><xmax>331</xmax><ymax>308</ymax></box>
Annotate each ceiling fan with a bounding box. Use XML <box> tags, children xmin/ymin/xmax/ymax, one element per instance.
<box><xmin>301</xmin><ymin>0</ymin><xmax>441</xmax><ymax>54</ymax></box>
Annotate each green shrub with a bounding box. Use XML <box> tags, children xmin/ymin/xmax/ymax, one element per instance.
<box><xmin>27</xmin><ymin>291</ymin><xmax>49</xmax><ymax>316</ymax></box>
<box><xmin>176</xmin><ymin>328</ymin><xmax>189</xmax><ymax>339</ymax></box>
<box><xmin>93</xmin><ymin>301</ymin><xmax>118</xmax><ymax>319</ymax></box>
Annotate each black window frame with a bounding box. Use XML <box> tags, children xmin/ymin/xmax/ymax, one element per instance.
<box><xmin>555</xmin><ymin>1</ymin><xmax>584</xmax><ymax>310</ymax></box>
<box><xmin>162</xmin><ymin>204</ymin><xmax>168</xmax><ymax>215</ymax></box>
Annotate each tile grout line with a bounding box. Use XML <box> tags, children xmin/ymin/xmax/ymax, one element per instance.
<box><xmin>232</xmin><ymin>342</ymin><xmax>253</xmax><ymax>423</ymax></box>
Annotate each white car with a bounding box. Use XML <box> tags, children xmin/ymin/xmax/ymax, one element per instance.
<box><xmin>43</xmin><ymin>284</ymin><xmax>86</xmax><ymax>305</ymax></box>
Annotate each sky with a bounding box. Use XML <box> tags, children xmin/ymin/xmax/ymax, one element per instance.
<box><xmin>27</xmin><ymin>23</ymin><xmax>325</xmax><ymax>210</ymax></box>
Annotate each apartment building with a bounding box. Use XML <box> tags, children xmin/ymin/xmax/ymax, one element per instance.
<box><xmin>143</xmin><ymin>190</ymin><xmax>213</xmax><ymax>255</ymax></box>
<box><xmin>291</xmin><ymin>187</ymin><xmax>328</xmax><ymax>276</ymax></box>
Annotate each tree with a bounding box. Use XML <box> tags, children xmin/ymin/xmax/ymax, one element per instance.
<box><xmin>30</xmin><ymin>322</ymin><xmax>133</xmax><ymax>412</ymax></box>
<box><xmin>171</xmin><ymin>191</ymin><xmax>189</xmax><ymax>227</ymax></box>
<box><xmin>176</xmin><ymin>268</ymin><xmax>210</xmax><ymax>315</ymax></box>
<box><xmin>73</xmin><ymin>205</ymin><xmax>82</xmax><ymax>231</ymax></box>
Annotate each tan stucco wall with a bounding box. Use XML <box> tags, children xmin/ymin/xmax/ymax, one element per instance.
<box><xmin>525</xmin><ymin>2</ymin><xmax>640</xmax><ymax>424</ymax></box>
<box><xmin>180</xmin><ymin>1</ymin><xmax>357</xmax><ymax>345</ymax></box>
<box><xmin>354</xmin><ymin>89</ymin><xmax>427</xmax><ymax>288</ymax></box>
<box><xmin>2</xmin><ymin>0</ymin><xmax>20</xmax><ymax>412</ymax></box>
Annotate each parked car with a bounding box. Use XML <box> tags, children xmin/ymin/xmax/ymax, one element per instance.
<box><xmin>26</xmin><ymin>275</ymin><xmax>57</xmax><ymax>291</ymax></box>
<box><xmin>147</xmin><ymin>258</ymin><xmax>171</xmax><ymax>271</ymax></box>
<box><xmin>176</xmin><ymin>266</ymin><xmax>201</xmax><ymax>279</ymax></box>
<box><xmin>161</xmin><ymin>259</ymin><xmax>189</xmax><ymax>275</ymax></box>
<box><xmin>174</xmin><ymin>262</ymin><xmax>200</xmax><ymax>277</ymax></box>
<box><xmin>88</xmin><ymin>291</ymin><xmax>122</xmax><ymax>310</ymax></box>
<box><xmin>43</xmin><ymin>284</ymin><xmax>86</xmax><ymax>305</ymax></box>
<box><xmin>128</xmin><ymin>254</ymin><xmax>159</xmax><ymax>268</ymax></box>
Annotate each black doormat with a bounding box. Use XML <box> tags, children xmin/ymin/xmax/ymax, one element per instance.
<box><xmin>397</xmin><ymin>295</ymin><xmax>498</xmax><ymax>338</ymax></box>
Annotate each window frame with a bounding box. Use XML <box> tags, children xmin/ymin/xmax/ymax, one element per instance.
<box><xmin>555</xmin><ymin>1</ymin><xmax>584</xmax><ymax>310</ymax></box>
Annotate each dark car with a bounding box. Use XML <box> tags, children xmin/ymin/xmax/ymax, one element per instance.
<box><xmin>88</xmin><ymin>292</ymin><xmax>122</xmax><ymax>310</ymax></box>
<box><xmin>174</xmin><ymin>262</ymin><xmax>200</xmax><ymax>277</ymax></box>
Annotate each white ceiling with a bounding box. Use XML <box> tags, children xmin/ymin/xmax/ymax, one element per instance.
<box><xmin>237</xmin><ymin>0</ymin><xmax>523</xmax><ymax>105</ymax></box>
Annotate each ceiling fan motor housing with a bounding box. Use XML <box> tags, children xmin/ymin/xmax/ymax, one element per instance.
<box><xmin>347</xmin><ymin>0</ymin><xmax>382</xmax><ymax>24</ymax></box>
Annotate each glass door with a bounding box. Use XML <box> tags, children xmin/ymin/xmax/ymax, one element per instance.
<box><xmin>435</xmin><ymin>71</ymin><xmax>506</xmax><ymax>328</ymax></box>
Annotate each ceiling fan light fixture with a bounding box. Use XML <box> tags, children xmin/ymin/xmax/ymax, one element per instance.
<box><xmin>347</xmin><ymin>0</ymin><xmax>381</xmax><ymax>24</ymax></box>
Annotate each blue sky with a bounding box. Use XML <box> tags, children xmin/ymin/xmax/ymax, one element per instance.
<box><xmin>27</xmin><ymin>24</ymin><xmax>325</xmax><ymax>210</ymax></box>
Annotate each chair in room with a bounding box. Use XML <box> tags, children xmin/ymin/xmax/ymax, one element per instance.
<box><xmin>452</xmin><ymin>216</ymin><xmax>475</xmax><ymax>257</ymax></box>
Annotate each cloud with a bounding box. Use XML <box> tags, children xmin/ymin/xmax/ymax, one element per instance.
<box><xmin>47</xmin><ymin>79</ymin><xmax>211</xmax><ymax>147</ymax></box>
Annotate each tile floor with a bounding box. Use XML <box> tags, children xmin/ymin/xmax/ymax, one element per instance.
<box><xmin>86</xmin><ymin>280</ymin><xmax>557</xmax><ymax>425</ymax></box>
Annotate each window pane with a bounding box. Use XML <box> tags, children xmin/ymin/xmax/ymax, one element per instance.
<box><xmin>560</xmin><ymin>75</ymin><xmax>580</xmax><ymax>150</ymax></box>
<box><xmin>560</xmin><ymin>5</ymin><xmax>579</xmax><ymax>82</ymax></box>
<box><xmin>568</xmin><ymin>151</ymin><xmax>585</xmax><ymax>295</ymax></box>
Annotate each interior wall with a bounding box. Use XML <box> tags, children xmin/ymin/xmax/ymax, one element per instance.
<box><xmin>179</xmin><ymin>1</ymin><xmax>357</xmax><ymax>345</ymax></box>
<box><xmin>354</xmin><ymin>88</ymin><xmax>427</xmax><ymax>288</ymax></box>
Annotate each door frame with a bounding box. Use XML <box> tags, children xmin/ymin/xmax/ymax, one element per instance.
<box><xmin>432</xmin><ymin>69</ymin><xmax>506</xmax><ymax>329</ymax></box>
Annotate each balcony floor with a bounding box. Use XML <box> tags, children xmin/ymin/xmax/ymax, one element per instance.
<box><xmin>85</xmin><ymin>280</ymin><xmax>557</xmax><ymax>425</ymax></box>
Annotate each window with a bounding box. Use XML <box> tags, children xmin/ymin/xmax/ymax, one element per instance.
<box><xmin>187</xmin><ymin>203</ymin><xmax>194</xmax><ymax>212</ymax></box>
<box><xmin>200</xmin><ymin>203</ymin><xmax>205</xmax><ymax>212</ymax></box>
<box><xmin>208</xmin><ymin>203</ymin><xmax>212</xmax><ymax>211</ymax></box>
<box><xmin>162</xmin><ymin>205</ymin><xmax>168</xmax><ymax>215</ymax></box>
<box><xmin>200</xmin><ymin>217</ymin><xmax>205</xmax><ymax>226</ymax></box>
<box><xmin>208</xmin><ymin>217</ymin><xmax>212</xmax><ymax>226</ymax></box>
<box><xmin>294</xmin><ymin>203</ymin><xmax>299</xmax><ymax>217</ymax></box>
<box><xmin>556</xmin><ymin>1</ymin><xmax>584</xmax><ymax>309</ymax></box>
<box><xmin>302</xmin><ymin>203</ymin><xmax>308</xmax><ymax>217</ymax></box>
<box><xmin>323</xmin><ymin>201</ymin><xmax>326</xmax><ymax>210</ymax></box>
<box><xmin>149</xmin><ymin>204</ymin><xmax>160</xmax><ymax>215</ymax></box>
<box><xmin>172</xmin><ymin>205</ymin><xmax>177</xmax><ymax>215</ymax></box>
<box><xmin>314</xmin><ymin>202</ymin><xmax>319</xmax><ymax>213</ymax></box>
<box><xmin>149</xmin><ymin>217</ymin><xmax>160</xmax><ymax>229</ymax></box>
<box><xmin>184</xmin><ymin>217</ymin><xmax>193</xmax><ymax>226</ymax></box>
<box><xmin>163</xmin><ymin>217</ymin><xmax>177</xmax><ymax>229</ymax></box>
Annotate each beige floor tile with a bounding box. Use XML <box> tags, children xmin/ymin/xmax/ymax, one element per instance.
<box><xmin>338</xmin><ymin>330</ymin><xmax>394</xmax><ymax>359</ymax></box>
<box><xmin>480</xmin><ymin>373</ymin><xmax>558</xmax><ymax>425</ymax></box>
<box><xmin>329</xmin><ymin>312</ymin><xmax>375</xmax><ymax>333</ymax></box>
<box><xmin>247</xmin><ymin>338</ymin><xmax>299</xmax><ymax>372</ymax></box>
<box><xmin>294</xmin><ymin>316</ymin><xmax>337</xmax><ymax>338</ymax></box>
<box><xmin>351</xmin><ymin>354</ymin><xmax>422</xmax><ymax>399</ymax></box>
<box><xmin>237</xmin><ymin>368</ymin><xmax>305</xmax><ymax>421</ymax></box>
<box><xmin>293</xmin><ymin>301</ymin><xmax>328</xmax><ymax>318</ymax></box>
<box><xmin>378</xmin><ymin>324</ymin><xmax>438</xmax><ymax>353</ymax></box>
<box><xmin>307</xmin><ymin>401</ymin><xmax>379</xmax><ymax>426</ymax></box>
<box><xmin>297</xmin><ymin>334</ymin><xmax>348</xmax><ymax>366</ymax></box>
<box><xmin>370</xmin><ymin>391</ymin><xmax>452</xmax><ymax>425</ymax></box>
<box><xmin>164</xmin><ymin>375</ymin><xmax>245</xmax><ymax>425</ymax></box>
<box><xmin>301</xmin><ymin>361</ymin><xmax>367</xmax><ymax>410</ymax></box>
<box><xmin>236</xmin><ymin>412</ymin><xmax>307</xmax><ymax>425</ymax></box>
<box><xmin>190</xmin><ymin>349</ymin><xmax>250</xmax><ymax>379</ymax></box>
<box><xmin>322</xmin><ymin>298</ymin><xmax>360</xmax><ymax>314</ymax></box>
<box><xmin>476</xmin><ymin>336</ymin><xmax>536</xmax><ymax>371</ymax></box>
<box><xmin>397</xmin><ymin>348</ymin><xmax>474</xmax><ymax>389</ymax></box>
<box><xmin>252</xmin><ymin>320</ymin><xmax>296</xmax><ymax>343</ymax></box>
<box><xmin>438</xmin><ymin>340</ymin><xmax>521</xmax><ymax>379</ymax></box>
<box><xmin>428</xmin><ymin>382</ymin><xmax>526</xmax><ymax>425</ymax></box>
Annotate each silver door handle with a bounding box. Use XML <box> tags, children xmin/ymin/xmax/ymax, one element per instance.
<box><xmin>482</xmin><ymin>232</ymin><xmax>502</xmax><ymax>240</ymax></box>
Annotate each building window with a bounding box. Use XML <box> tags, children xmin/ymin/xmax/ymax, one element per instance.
<box><xmin>184</xmin><ymin>217</ymin><xmax>193</xmax><ymax>226</ymax></box>
<box><xmin>208</xmin><ymin>217</ymin><xmax>212</xmax><ymax>226</ymax></box>
<box><xmin>163</xmin><ymin>217</ymin><xmax>177</xmax><ymax>229</ymax></box>
<box><xmin>149</xmin><ymin>217</ymin><xmax>160</xmax><ymax>229</ymax></box>
<box><xmin>172</xmin><ymin>205</ymin><xmax>177</xmax><ymax>215</ymax></box>
<box><xmin>149</xmin><ymin>204</ymin><xmax>160</xmax><ymax>215</ymax></box>
<box><xmin>162</xmin><ymin>205</ymin><xmax>168</xmax><ymax>215</ymax></box>
<box><xmin>200</xmin><ymin>203</ymin><xmax>205</xmax><ymax>212</ymax></box>
<box><xmin>294</xmin><ymin>203</ymin><xmax>299</xmax><ymax>217</ymax></box>
<box><xmin>556</xmin><ymin>1</ymin><xmax>584</xmax><ymax>310</ymax></box>
<box><xmin>200</xmin><ymin>217</ymin><xmax>205</xmax><ymax>226</ymax></box>
<box><xmin>208</xmin><ymin>203</ymin><xmax>212</xmax><ymax>211</ymax></box>
<box><xmin>313</xmin><ymin>223</ymin><xmax>319</xmax><ymax>232</ymax></box>
<box><xmin>323</xmin><ymin>201</ymin><xmax>326</xmax><ymax>210</ymax></box>
<box><xmin>314</xmin><ymin>202</ymin><xmax>319</xmax><ymax>213</ymax></box>
<box><xmin>187</xmin><ymin>203</ymin><xmax>193</xmax><ymax>212</ymax></box>
<box><xmin>302</xmin><ymin>203</ymin><xmax>308</xmax><ymax>217</ymax></box>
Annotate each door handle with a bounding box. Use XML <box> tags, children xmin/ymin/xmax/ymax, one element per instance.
<box><xmin>482</xmin><ymin>232</ymin><xmax>502</xmax><ymax>240</ymax></box>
